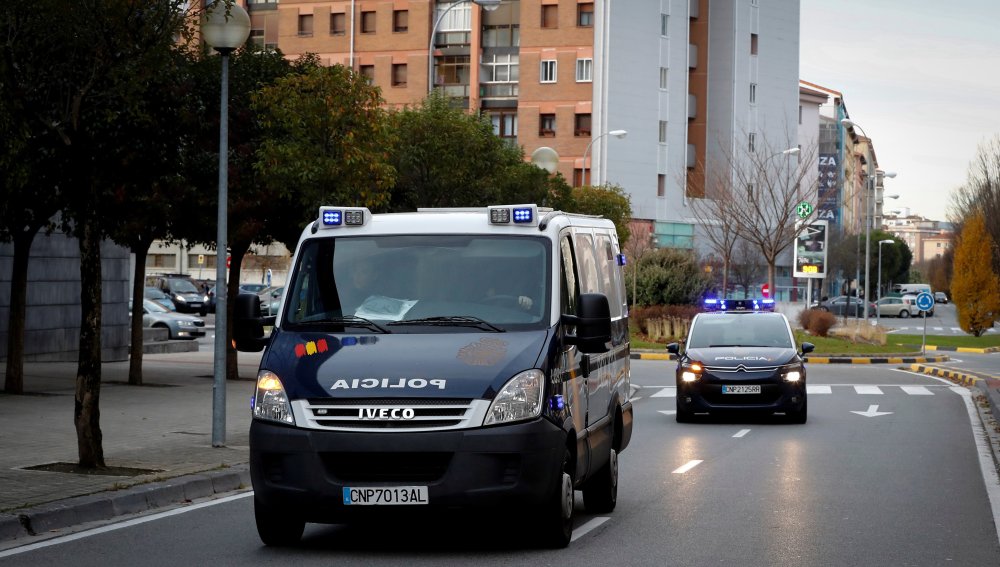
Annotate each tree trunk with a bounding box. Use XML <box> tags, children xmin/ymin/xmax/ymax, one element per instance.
<box><xmin>4</xmin><ymin>228</ymin><xmax>38</xmax><ymax>394</ymax></box>
<box><xmin>128</xmin><ymin>244</ymin><xmax>149</xmax><ymax>385</ymax></box>
<box><xmin>721</xmin><ymin>258</ymin><xmax>730</xmax><ymax>299</ymax></box>
<box><xmin>226</xmin><ymin>244</ymin><xmax>250</xmax><ymax>381</ymax></box>
<box><xmin>74</xmin><ymin>216</ymin><xmax>105</xmax><ymax>468</ymax></box>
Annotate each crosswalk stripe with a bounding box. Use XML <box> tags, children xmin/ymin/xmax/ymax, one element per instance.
<box><xmin>651</xmin><ymin>387</ymin><xmax>676</xmax><ymax>398</ymax></box>
<box><xmin>901</xmin><ymin>386</ymin><xmax>933</xmax><ymax>395</ymax></box>
<box><xmin>854</xmin><ymin>385</ymin><xmax>884</xmax><ymax>395</ymax></box>
<box><xmin>807</xmin><ymin>385</ymin><xmax>832</xmax><ymax>394</ymax></box>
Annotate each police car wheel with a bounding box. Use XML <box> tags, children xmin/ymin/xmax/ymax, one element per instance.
<box><xmin>254</xmin><ymin>498</ymin><xmax>305</xmax><ymax>547</ymax></box>
<box><xmin>786</xmin><ymin>398</ymin><xmax>808</xmax><ymax>424</ymax></box>
<box><xmin>583</xmin><ymin>447</ymin><xmax>618</xmax><ymax>513</ymax></box>
<box><xmin>676</xmin><ymin>399</ymin><xmax>694</xmax><ymax>423</ymax></box>
<box><xmin>538</xmin><ymin>448</ymin><xmax>574</xmax><ymax>548</ymax></box>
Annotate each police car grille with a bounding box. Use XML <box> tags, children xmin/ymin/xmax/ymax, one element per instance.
<box><xmin>322</xmin><ymin>452</ymin><xmax>452</xmax><ymax>483</ymax></box>
<box><xmin>703</xmin><ymin>365</ymin><xmax>780</xmax><ymax>374</ymax></box>
<box><xmin>298</xmin><ymin>398</ymin><xmax>485</xmax><ymax>432</ymax></box>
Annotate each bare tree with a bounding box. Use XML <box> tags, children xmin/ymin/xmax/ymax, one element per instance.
<box><xmin>622</xmin><ymin>221</ymin><xmax>656</xmax><ymax>308</ymax></box>
<box><xmin>729</xmin><ymin>238</ymin><xmax>766</xmax><ymax>298</ymax></box>
<box><xmin>949</xmin><ymin>136</ymin><xmax>1000</xmax><ymax>275</ymax></box>
<box><xmin>688</xmin><ymin>181</ymin><xmax>740</xmax><ymax>298</ymax></box>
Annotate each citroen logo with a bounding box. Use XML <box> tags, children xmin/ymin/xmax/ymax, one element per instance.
<box><xmin>736</xmin><ymin>364</ymin><xmax>748</xmax><ymax>372</ymax></box>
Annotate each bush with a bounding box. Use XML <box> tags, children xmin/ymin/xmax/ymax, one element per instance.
<box><xmin>798</xmin><ymin>308</ymin><xmax>836</xmax><ymax>337</ymax></box>
<box><xmin>631</xmin><ymin>304</ymin><xmax>702</xmax><ymax>341</ymax></box>
<box><xmin>629</xmin><ymin>249</ymin><xmax>710</xmax><ymax>306</ymax></box>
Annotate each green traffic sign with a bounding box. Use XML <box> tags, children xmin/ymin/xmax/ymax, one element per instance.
<box><xmin>796</xmin><ymin>201</ymin><xmax>814</xmax><ymax>219</ymax></box>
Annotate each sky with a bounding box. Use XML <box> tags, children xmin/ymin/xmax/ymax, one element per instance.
<box><xmin>799</xmin><ymin>0</ymin><xmax>1000</xmax><ymax>221</ymax></box>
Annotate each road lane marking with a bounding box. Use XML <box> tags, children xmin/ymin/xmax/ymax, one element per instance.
<box><xmin>953</xmin><ymin>386</ymin><xmax>1000</xmax><ymax>544</ymax></box>
<box><xmin>658</xmin><ymin>410</ymin><xmax>676</xmax><ymax>416</ymax></box>
<box><xmin>651</xmin><ymin>387</ymin><xmax>677</xmax><ymax>398</ymax></box>
<box><xmin>901</xmin><ymin>386</ymin><xmax>933</xmax><ymax>395</ymax></box>
<box><xmin>571</xmin><ymin>517</ymin><xmax>610</xmax><ymax>542</ymax></box>
<box><xmin>673</xmin><ymin>460</ymin><xmax>703</xmax><ymax>474</ymax></box>
<box><xmin>854</xmin><ymin>385</ymin><xmax>883</xmax><ymax>395</ymax></box>
<box><xmin>733</xmin><ymin>429</ymin><xmax>751</xmax><ymax>438</ymax></box>
<box><xmin>807</xmin><ymin>385</ymin><xmax>832</xmax><ymax>394</ymax></box>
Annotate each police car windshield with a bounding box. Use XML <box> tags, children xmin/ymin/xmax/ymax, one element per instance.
<box><xmin>283</xmin><ymin>235</ymin><xmax>550</xmax><ymax>330</ymax></box>
<box><xmin>688</xmin><ymin>314</ymin><xmax>793</xmax><ymax>349</ymax></box>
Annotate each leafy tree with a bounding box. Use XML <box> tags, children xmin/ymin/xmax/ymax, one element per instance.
<box><xmin>950</xmin><ymin>137</ymin><xmax>1000</xmax><ymax>275</ymax></box>
<box><xmin>633</xmin><ymin>249</ymin><xmax>710</xmax><ymax>306</ymax></box>
<box><xmin>951</xmin><ymin>213</ymin><xmax>1000</xmax><ymax>336</ymax></box>
<box><xmin>561</xmin><ymin>183</ymin><xmax>632</xmax><ymax>245</ymax></box>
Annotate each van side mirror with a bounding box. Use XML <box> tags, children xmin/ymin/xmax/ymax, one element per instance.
<box><xmin>233</xmin><ymin>293</ymin><xmax>272</xmax><ymax>352</ymax></box>
<box><xmin>562</xmin><ymin>293</ymin><xmax>612</xmax><ymax>354</ymax></box>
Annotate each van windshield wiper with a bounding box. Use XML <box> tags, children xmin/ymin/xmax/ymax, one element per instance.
<box><xmin>388</xmin><ymin>316</ymin><xmax>505</xmax><ymax>332</ymax></box>
<box><xmin>294</xmin><ymin>316</ymin><xmax>390</xmax><ymax>334</ymax></box>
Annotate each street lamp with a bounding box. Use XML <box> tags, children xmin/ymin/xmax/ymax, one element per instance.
<box><xmin>428</xmin><ymin>0</ymin><xmax>502</xmax><ymax>94</ymax></box>
<box><xmin>582</xmin><ymin>129</ymin><xmax>627</xmax><ymax>186</ymax></box>
<box><xmin>876</xmin><ymin>239</ymin><xmax>894</xmax><ymax>322</ymax></box>
<box><xmin>530</xmin><ymin>146</ymin><xmax>559</xmax><ymax>174</ymax></box>
<box><xmin>202</xmin><ymin>0</ymin><xmax>250</xmax><ymax>448</ymax></box>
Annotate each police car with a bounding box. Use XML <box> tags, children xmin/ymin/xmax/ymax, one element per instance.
<box><xmin>232</xmin><ymin>204</ymin><xmax>633</xmax><ymax>548</ymax></box>
<box><xmin>666</xmin><ymin>298</ymin><xmax>813</xmax><ymax>423</ymax></box>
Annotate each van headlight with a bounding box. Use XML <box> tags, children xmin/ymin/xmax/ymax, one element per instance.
<box><xmin>252</xmin><ymin>370</ymin><xmax>295</xmax><ymax>425</ymax></box>
<box><xmin>484</xmin><ymin>369</ymin><xmax>544</xmax><ymax>426</ymax></box>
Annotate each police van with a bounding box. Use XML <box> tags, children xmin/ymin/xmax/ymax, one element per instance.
<box><xmin>232</xmin><ymin>204</ymin><xmax>633</xmax><ymax>548</ymax></box>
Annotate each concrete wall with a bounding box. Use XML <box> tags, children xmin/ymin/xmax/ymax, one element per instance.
<box><xmin>0</xmin><ymin>231</ymin><xmax>131</xmax><ymax>363</ymax></box>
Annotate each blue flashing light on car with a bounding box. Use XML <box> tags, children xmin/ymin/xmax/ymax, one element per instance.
<box><xmin>703</xmin><ymin>297</ymin><xmax>775</xmax><ymax>312</ymax></box>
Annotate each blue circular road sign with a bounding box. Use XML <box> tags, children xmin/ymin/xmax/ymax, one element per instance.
<box><xmin>916</xmin><ymin>292</ymin><xmax>934</xmax><ymax>311</ymax></box>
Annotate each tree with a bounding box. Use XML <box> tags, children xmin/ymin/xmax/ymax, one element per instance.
<box><xmin>622</xmin><ymin>221</ymin><xmax>656</xmax><ymax>307</ymax></box>
<box><xmin>689</xmin><ymin>182</ymin><xmax>740</xmax><ymax>298</ymax></box>
<box><xmin>729</xmin><ymin>238</ymin><xmax>766</xmax><ymax>298</ymax></box>
<box><xmin>562</xmin><ymin>184</ymin><xmax>632</xmax><ymax>245</ymax></box>
<box><xmin>633</xmin><ymin>249</ymin><xmax>710</xmax><ymax>306</ymax></box>
<box><xmin>949</xmin><ymin>137</ymin><xmax>1000</xmax><ymax>276</ymax></box>
<box><xmin>951</xmin><ymin>213</ymin><xmax>1000</xmax><ymax>336</ymax></box>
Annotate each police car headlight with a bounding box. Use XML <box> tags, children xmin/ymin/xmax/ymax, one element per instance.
<box><xmin>253</xmin><ymin>370</ymin><xmax>295</xmax><ymax>425</ymax></box>
<box><xmin>681</xmin><ymin>362</ymin><xmax>703</xmax><ymax>382</ymax></box>
<box><xmin>484</xmin><ymin>369</ymin><xmax>544</xmax><ymax>426</ymax></box>
<box><xmin>783</xmin><ymin>369</ymin><xmax>802</xmax><ymax>383</ymax></box>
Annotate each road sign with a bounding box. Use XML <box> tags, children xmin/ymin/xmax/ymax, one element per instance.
<box><xmin>796</xmin><ymin>201</ymin><xmax>814</xmax><ymax>219</ymax></box>
<box><xmin>762</xmin><ymin>283</ymin><xmax>770</xmax><ymax>298</ymax></box>
<box><xmin>916</xmin><ymin>292</ymin><xmax>934</xmax><ymax>312</ymax></box>
<box><xmin>197</xmin><ymin>254</ymin><xmax>205</xmax><ymax>265</ymax></box>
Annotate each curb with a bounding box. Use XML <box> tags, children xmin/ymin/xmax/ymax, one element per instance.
<box><xmin>907</xmin><ymin>363</ymin><xmax>996</xmax><ymax>387</ymax></box>
<box><xmin>0</xmin><ymin>465</ymin><xmax>250</xmax><ymax>546</ymax></box>
<box><xmin>631</xmin><ymin>352</ymin><xmax>676</xmax><ymax>361</ymax></box>
<box><xmin>902</xmin><ymin>344</ymin><xmax>1000</xmax><ymax>354</ymax></box>
<box><xmin>806</xmin><ymin>355</ymin><xmax>950</xmax><ymax>365</ymax></box>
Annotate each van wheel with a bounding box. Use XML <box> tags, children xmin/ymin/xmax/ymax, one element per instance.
<box><xmin>583</xmin><ymin>447</ymin><xmax>618</xmax><ymax>513</ymax></box>
<box><xmin>537</xmin><ymin>448</ymin><xmax>574</xmax><ymax>548</ymax></box>
<box><xmin>900</xmin><ymin>310</ymin><xmax>910</xmax><ymax>318</ymax></box>
<box><xmin>254</xmin><ymin>498</ymin><xmax>305</xmax><ymax>547</ymax></box>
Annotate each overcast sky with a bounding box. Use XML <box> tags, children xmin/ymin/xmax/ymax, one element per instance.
<box><xmin>799</xmin><ymin>0</ymin><xmax>1000</xmax><ymax>221</ymax></box>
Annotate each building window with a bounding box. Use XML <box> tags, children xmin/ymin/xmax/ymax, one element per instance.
<box><xmin>657</xmin><ymin>174</ymin><xmax>666</xmax><ymax>197</ymax></box>
<box><xmin>575</xmin><ymin>58</ymin><xmax>592</xmax><ymax>82</ymax></box>
<box><xmin>146</xmin><ymin>254</ymin><xmax>175</xmax><ymax>268</ymax></box>
<box><xmin>491</xmin><ymin>112</ymin><xmax>518</xmax><ymax>140</ymax></box>
<box><xmin>539</xmin><ymin>113</ymin><xmax>556</xmax><ymax>137</ymax></box>
<box><xmin>656</xmin><ymin>222</ymin><xmax>695</xmax><ymax>248</ymax></box>
<box><xmin>659</xmin><ymin>121</ymin><xmax>668</xmax><ymax>143</ymax></box>
<box><xmin>436</xmin><ymin>55</ymin><xmax>470</xmax><ymax>87</ymax></box>
<box><xmin>483</xmin><ymin>53</ymin><xmax>519</xmax><ymax>82</ymax></box>
<box><xmin>298</xmin><ymin>14</ymin><xmax>314</xmax><ymax>37</ymax></box>
<box><xmin>330</xmin><ymin>13</ymin><xmax>346</xmax><ymax>35</ymax></box>
<box><xmin>660</xmin><ymin>67</ymin><xmax>668</xmax><ymax>89</ymax></box>
<box><xmin>748</xmin><ymin>132</ymin><xmax>756</xmax><ymax>152</ymax></box>
<box><xmin>359</xmin><ymin>65</ymin><xmax>375</xmax><ymax>82</ymax></box>
<box><xmin>393</xmin><ymin>10</ymin><xmax>408</xmax><ymax>32</ymax></box>
<box><xmin>798</xmin><ymin>105</ymin><xmax>803</xmax><ymax>124</ymax></box>
<box><xmin>540</xmin><ymin>60</ymin><xmax>557</xmax><ymax>83</ymax></box>
<box><xmin>483</xmin><ymin>24</ymin><xmax>520</xmax><ymax>48</ymax></box>
<box><xmin>750</xmin><ymin>82</ymin><xmax>757</xmax><ymax>104</ymax></box>
<box><xmin>541</xmin><ymin>5</ymin><xmax>558</xmax><ymax>29</ymax></box>
<box><xmin>661</xmin><ymin>14</ymin><xmax>669</xmax><ymax>37</ymax></box>
<box><xmin>575</xmin><ymin>113</ymin><xmax>591</xmax><ymax>137</ymax></box>
<box><xmin>391</xmin><ymin>63</ymin><xmax>407</xmax><ymax>87</ymax></box>
<box><xmin>361</xmin><ymin>11</ymin><xmax>376</xmax><ymax>33</ymax></box>
<box><xmin>577</xmin><ymin>3</ymin><xmax>594</xmax><ymax>27</ymax></box>
<box><xmin>751</xmin><ymin>33</ymin><xmax>758</xmax><ymax>55</ymax></box>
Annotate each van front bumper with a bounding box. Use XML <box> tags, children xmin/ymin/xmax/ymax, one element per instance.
<box><xmin>250</xmin><ymin>418</ymin><xmax>566</xmax><ymax>523</ymax></box>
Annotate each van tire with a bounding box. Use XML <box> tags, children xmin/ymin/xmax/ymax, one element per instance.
<box><xmin>900</xmin><ymin>310</ymin><xmax>910</xmax><ymax>318</ymax></box>
<box><xmin>583</xmin><ymin>447</ymin><xmax>618</xmax><ymax>513</ymax></box>
<box><xmin>537</xmin><ymin>448</ymin><xmax>574</xmax><ymax>548</ymax></box>
<box><xmin>255</xmin><ymin>498</ymin><xmax>305</xmax><ymax>547</ymax></box>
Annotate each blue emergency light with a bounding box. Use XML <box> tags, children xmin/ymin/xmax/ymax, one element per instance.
<box><xmin>487</xmin><ymin>204</ymin><xmax>539</xmax><ymax>227</ymax></box>
<box><xmin>318</xmin><ymin>206</ymin><xmax>370</xmax><ymax>229</ymax></box>
<box><xmin>323</xmin><ymin>210</ymin><xmax>342</xmax><ymax>226</ymax></box>
<box><xmin>512</xmin><ymin>207</ymin><xmax>533</xmax><ymax>223</ymax></box>
<box><xmin>703</xmin><ymin>298</ymin><xmax>775</xmax><ymax>312</ymax></box>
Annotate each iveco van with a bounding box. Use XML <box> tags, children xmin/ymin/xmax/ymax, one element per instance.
<box><xmin>233</xmin><ymin>204</ymin><xmax>633</xmax><ymax>548</ymax></box>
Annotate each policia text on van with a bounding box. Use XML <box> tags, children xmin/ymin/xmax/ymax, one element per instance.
<box><xmin>232</xmin><ymin>204</ymin><xmax>634</xmax><ymax>548</ymax></box>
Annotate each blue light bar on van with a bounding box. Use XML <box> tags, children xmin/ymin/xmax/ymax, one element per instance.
<box><xmin>318</xmin><ymin>206</ymin><xmax>370</xmax><ymax>229</ymax></box>
<box><xmin>488</xmin><ymin>204</ymin><xmax>539</xmax><ymax>227</ymax></box>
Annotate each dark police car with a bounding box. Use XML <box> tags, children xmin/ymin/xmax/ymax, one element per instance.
<box><xmin>667</xmin><ymin>298</ymin><xmax>813</xmax><ymax>423</ymax></box>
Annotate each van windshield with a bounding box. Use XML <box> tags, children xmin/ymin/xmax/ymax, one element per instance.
<box><xmin>283</xmin><ymin>235</ymin><xmax>551</xmax><ymax>331</ymax></box>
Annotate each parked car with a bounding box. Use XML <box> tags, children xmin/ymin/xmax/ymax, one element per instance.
<box><xmin>201</xmin><ymin>284</ymin><xmax>267</xmax><ymax>316</ymax></box>
<box><xmin>131</xmin><ymin>299</ymin><xmax>206</xmax><ymax>340</ymax></box>
<box><xmin>239</xmin><ymin>283</ymin><xmax>271</xmax><ymax>295</ymax></box>
<box><xmin>876</xmin><ymin>296</ymin><xmax>916</xmax><ymax>318</ymax></box>
<box><xmin>813</xmin><ymin>295</ymin><xmax>876</xmax><ymax>317</ymax></box>
<box><xmin>259</xmin><ymin>286</ymin><xmax>284</xmax><ymax>316</ymax></box>
<box><xmin>146</xmin><ymin>274</ymin><xmax>205</xmax><ymax>314</ymax></box>
<box><xmin>934</xmin><ymin>291</ymin><xmax>949</xmax><ymax>304</ymax></box>
<box><xmin>143</xmin><ymin>286</ymin><xmax>176</xmax><ymax>311</ymax></box>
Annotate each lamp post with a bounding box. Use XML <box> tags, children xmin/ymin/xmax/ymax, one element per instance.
<box><xmin>428</xmin><ymin>0</ymin><xmax>502</xmax><ymax>94</ymax></box>
<box><xmin>876</xmin><ymin>239</ymin><xmax>894</xmax><ymax>322</ymax></box>
<box><xmin>202</xmin><ymin>0</ymin><xmax>250</xmax><ymax>448</ymax></box>
<box><xmin>530</xmin><ymin>146</ymin><xmax>559</xmax><ymax>174</ymax></box>
<box><xmin>581</xmin><ymin>129</ymin><xmax>627</xmax><ymax>186</ymax></box>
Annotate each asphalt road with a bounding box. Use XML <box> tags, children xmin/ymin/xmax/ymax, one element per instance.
<box><xmin>3</xmin><ymin>360</ymin><xmax>999</xmax><ymax>566</ymax></box>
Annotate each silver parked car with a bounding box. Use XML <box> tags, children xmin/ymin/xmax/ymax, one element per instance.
<box><xmin>132</xmin><ymin>299</ymin><xmax>206</xmax><ymax>340</ymax></box>
<box><xmin>876</xmin><ymin>296</ymin><xmax>916</xmax><ymax>318</ymax></box>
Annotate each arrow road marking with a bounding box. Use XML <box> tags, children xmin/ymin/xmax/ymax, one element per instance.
<box><xmin>851</xmin><ymin>404</ymin><xmax>893</xmax><ymax>417</ymax></box>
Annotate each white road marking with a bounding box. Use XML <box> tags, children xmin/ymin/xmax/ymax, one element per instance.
<box><xmin>733</xmin><ymin>429</ymin><xmax>751</xmax><ymax>438</ymax></box>
<box><xmin>851</xmin><ymin>404</ymin><xmax>893</xmax><ymax>417</ymax></box>
<box><xmin>658</xmin><ymin>410</ymin><xmax>677</xmax><ymax>416</ymax></box>
<box><xmin>651</xmin><ymin>387</ymin><xmax>677</xmax><ymax>398</ymax></box>
<box><xmin>901</xmin><ymin>386</ymin><xmax>933</xmax><ymax>396</ymax></box>
<box><xmin>673</xmin><ymin>460</ymin><xmax>704</xmax><ymax>474</ymax></box>
<box><xmin>953</xmin><ymin>387</ymin><xmax>1000</xmax><ymax>544</ymax></box>
<box><xmin>630</xmin><ymin>396</ymin><xmax>643</xmax><ymax>402</ymax></box>
<box><xmin>855</xmin><ymin>385</ymin><xmax>884</xmax><ymax>395</ymax></box>
<box><xmin>807</xmin><ymin>385</ymin><xmax>832</xmax><ymax>394</ymax></box>
<box><xmin>0</xmin><ymin>492</ymin><xmax>253</xmax><ymax>559</ymax></box>
<box><xmin>571</xmin><ymin>516</ymin><xmax>611</xmax><ymax>542</ymax></box>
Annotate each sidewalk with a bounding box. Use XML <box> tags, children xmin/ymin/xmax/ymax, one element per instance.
<box><xmin>0</xmin><ymin>350</ymin><xmax>262</xmax><ymax>545</ymax></box>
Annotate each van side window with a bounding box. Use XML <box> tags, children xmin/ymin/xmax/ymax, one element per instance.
<box><xmin>574</xmin><ymin>232</ymin><xmax>600</xmax><ymax>293</ymax></box>
<box><xmin>596</xmin><ymin>234</ymin><xmax>623</xmax><ymax>318</ymax></box>
<box><xmin>559</xmin><ymin>236</ymin><xmax>578</xmax><ymax>316</ymax></box>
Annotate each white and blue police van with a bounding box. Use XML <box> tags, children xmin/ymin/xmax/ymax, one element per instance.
<box><xmin>233</xmin><ymin>204</ymin><xmax>633</xmax><ymax>548</ymax></box>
